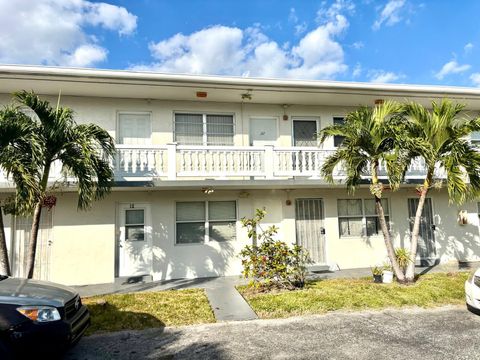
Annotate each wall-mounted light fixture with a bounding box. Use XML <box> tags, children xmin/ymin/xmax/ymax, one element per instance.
<box><xmin>201</xmin><ymin>187</ymin><xmax>214</xmax><ymax>194</ymax></box>
<box><xmin>196</xmin><ymin>91</ymin><xmax>208</xmax><ymax>98</ymax></box>
<box><xmin>241</xmin><ymin>90</ymin><xmax>252</xmax><ymax>101</ymax></box>
<box><xmin>282</xmin><ymin>104</ymin><xmax>290</xmax><ymax>121</ymax></box>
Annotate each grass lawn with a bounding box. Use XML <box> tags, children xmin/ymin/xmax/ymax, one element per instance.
<box><xmin>82</xmin><ymin>288</ymin><xmax>215</xmax><ymax>335</ymax></box>
<box><xmin>239</xmin><ymin>272</ymin><xmax>470</xmax><ymax>319</ymax></box>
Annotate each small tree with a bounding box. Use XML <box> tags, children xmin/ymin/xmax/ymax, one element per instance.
<box><xmin>239</xmin><ymin>208</ymin><xmax>311</xmax><ymax>290</ymax></box>
<box><xmin>0</xmin><ymin>106</ymin><xmax>40</xmax><ymax>276</ymax></box>
<box><xmin>13</xmin><ymin>91</ymin><xmax>116</xmax><ymax>279</ymax></box>
<box><xmin>401</xmin><ymin>100</ymin><xmax>480</xmax><ymax>282</ymax></box>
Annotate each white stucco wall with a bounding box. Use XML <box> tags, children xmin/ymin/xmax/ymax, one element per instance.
<box><xmin>0</xmin><ymin>93</ymin><xmax>356</xmax><ymax>150</ymax></box>
<box><xmin>17</xmin><ymin>187</ymin><xmax>478</xmax><ymax>286</ymax></box>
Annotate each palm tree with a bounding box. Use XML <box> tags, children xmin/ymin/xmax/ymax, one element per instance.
<box><xmin>319</xmin><ymin>101</ymin><xmax>417</xmax><ymax>282</ymax></box>
<box><xmin>0</xmin><ymin>106</ymin><xmax>40</xmax><ymax>276</ymax></box>
<box><xmin>402</xmin><ymin>99</ymin><xmax>480</xmax><ymax>282</ymax></box>
<box><xmin>14</xmin><ymin>91</ymin><xmax>116</xmax><ymax>279</ymax></box>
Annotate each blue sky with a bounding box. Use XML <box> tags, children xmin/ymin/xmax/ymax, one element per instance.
<box><xmin>2</xmin><ymin>0</ymin><xmax>480</xmax><ymax>86</ymax></box>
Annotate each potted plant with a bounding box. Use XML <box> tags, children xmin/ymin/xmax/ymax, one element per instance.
<box><xmin>371</xmin><ymin>266</ymin><xmax>383</xmax><ymax>283</ymax></box>
<box><xmin>382</xmin><ymin>262</ymin><xmax>394</xmax><ymax>284</ymax></box>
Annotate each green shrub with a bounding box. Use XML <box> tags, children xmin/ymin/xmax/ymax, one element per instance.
<box><xmin>395</xmin><ymin>247</ymin><xmax>412</xmax><ymax>272</ymax></box>
<box><xmin>240</xmin><ymin>208</ymin><xmax>311</xmax><ymax>290</ymax></box>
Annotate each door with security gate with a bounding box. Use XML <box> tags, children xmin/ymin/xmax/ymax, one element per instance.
<box><xmin>408</xmin><ymin>198</ymin><xmax>436</xmax><ymax>266</ymax></box>
<box><xmin>295</xmin><ymin>199</ymin><xmax>326</xmax><ymax>264</ymax></box>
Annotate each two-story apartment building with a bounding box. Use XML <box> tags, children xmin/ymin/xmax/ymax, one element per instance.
<box><xmin>1</xmin><ymin>65</ymin><xmax>480</xmax><ymax>286</ymax></box>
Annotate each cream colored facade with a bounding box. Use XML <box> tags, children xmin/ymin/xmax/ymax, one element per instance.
<box><xmin>1</xmin><ymin>65</ymin><xmax>480</xmax><ymax>286</ymax></box>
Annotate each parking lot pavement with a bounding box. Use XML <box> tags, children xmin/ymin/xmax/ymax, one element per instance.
<box><xmin>66</xmin><ymin>306</ymin><xmax>480</xmax><ymax>360</ymax></box>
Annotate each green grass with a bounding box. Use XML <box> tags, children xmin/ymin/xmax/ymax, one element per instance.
<box><xmin>239</xmin><ymin>272</ymin><xmax>470</xmax><ymax>319</ymax></box>
<box><xmin>83</xmin><ymin>288</ymin><xmax>215</xmax><ymax>335</ymax></box>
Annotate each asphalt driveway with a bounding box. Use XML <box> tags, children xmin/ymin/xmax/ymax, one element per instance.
<box><xmin>66</xmin><ymin>306</ymin><xmax>480</xmax><ymax>360</ymax></box>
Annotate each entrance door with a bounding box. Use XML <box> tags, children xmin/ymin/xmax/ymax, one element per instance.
<box><xmin>408</xmin><ymin>198</ymin><xmax>436</xmax><ymax>266</ymax></box>
<box><xmin>295</xmin><ymin>199</ymin><xmax>326</xmax><ymax>264</ymax></box>
<box><xmin>250</xmin><ymin>117</ymin><xmax>277</xmax><ymax>146</ymax></box>
<box><xmin>118</xmin><ymin>204</ymin><xmax>152</xmax><ymax>277</ymax></box>
<box><xmin>13</xmin><ymin>210</ymin><xmax>53</xmax><ymax>280</ymax></box>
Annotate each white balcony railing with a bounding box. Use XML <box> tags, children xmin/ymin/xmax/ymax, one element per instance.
<box><xmin>0</xmin><ymin>144</ymin><xmax>434</xmax><ymax>185</ymax></box>
<box><xmin>113</xmin><ymin>144</ymin><xmax>432</xmax><ymax>181</ymax></box>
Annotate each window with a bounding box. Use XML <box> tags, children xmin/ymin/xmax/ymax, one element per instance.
<box><xmin>333</xmin><ymin>117</ymin><xmax>345</xmax><ymax>147</ymax></box>
<box><xmin>471</xmin><ymin>131</ymin><xmax>480</xmax><ymax>146</ymax></box>
<box><xmin>337</xmin><ymin>198</ymin><xmax>389</xmax><ymax>237</ymax></box>
<box><xmin>293</xmin><ymin>120</ymin><xmax>318</xmax><ymax>147</ymax></box>
<box><xmin>118</xmin><ymin>113</ymin><xmax>151</xmax><ymax>145</ymax></box>
<box><xmin>176</xmin><ymin>201</ymin><xmax>237</xmax><ymax>244</ymax></box>
<box><xmin>174</xmin><ymin>113</ymin><xmax>234</xmax><ymax>145</ymax></box>
<box><xmin>364</xmin><ymin>199</ymin><xmax>390</xmax><ymax>237</ymax></box>
<box><xmin>125</xmin><ymin>209</ymin><xmax>145</xmax><ymax>241</ymax></box>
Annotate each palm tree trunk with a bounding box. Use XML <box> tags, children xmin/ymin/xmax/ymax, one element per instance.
<box><xmin>26</xmin><ymin>163</ymin><xmax>51</xmax><ymax>279</ymax></box>
<box><xmin>0</xmin><ymin>206</ymin><xmax>11</xmax><ymax>276</ymax></box>
<box><xmin>26</xmin><ymin>202</ymin><xmax>42</xmax><ymax>279</ymax></box>
<box><xmin>371</xmin><ymin>161</ymin><xmax>405</xmax><ymax>282</ymax></box>
<box><xmin>405</xmin><ymin>170</ymin><xmax>433</xmax><ymax>282</ymax></box>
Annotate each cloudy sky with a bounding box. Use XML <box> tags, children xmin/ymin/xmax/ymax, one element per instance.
<box><xmin>1</xmin><ymin>0</ymin><xmax>480</xmax><ymax>86</ymax></box>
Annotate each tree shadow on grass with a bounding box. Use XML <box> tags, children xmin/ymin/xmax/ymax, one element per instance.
<box><xmin>84</xmin><ymin>302</ymin><xmax>166</xmax><ymax>335</ymax></box>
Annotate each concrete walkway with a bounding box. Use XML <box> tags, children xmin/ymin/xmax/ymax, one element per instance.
<box><xmin>73</xmin><ymin>263</ymin><xmax>461</xmax><ymax>322</ymax></box>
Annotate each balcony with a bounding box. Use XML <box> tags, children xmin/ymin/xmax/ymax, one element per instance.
<box><xmin>0</xmin><ymin>144</ymin><xmax>433</xmax><ymax>189</ymax></box>
<box><xmin>112</xmin><ymin>144</ymin><xmax>432</xmax><ymax>183</ymax></box>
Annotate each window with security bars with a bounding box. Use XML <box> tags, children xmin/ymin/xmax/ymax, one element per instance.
<box><xmin>174</xmin><ymin>113</ymin><xmax>234</xmax><ymax>145</ymax></box>
<box><xmin>293</xmin><ymin>120</ymin><xmax>318</xmax><ymax>147</ymax></box>
<box><xmin>333</xmin><ymin>116</ymin><xmax>345</xmax><ymax>147</ymax></box>
<box><xmin>337</xmin><ymin>198</ymin><xmax>389</xmax><ymax>237</ymax></box>
<box><xmin>176</xmin><ymin>201</ymin><xmax>237</xmax><ymax>244</ymax></box>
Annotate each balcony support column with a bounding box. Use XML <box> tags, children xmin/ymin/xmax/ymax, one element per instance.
<box><xmin>264</xmin><ymin>145</ymin><xmax>275</xmax><ymax>179</ymax></box>
<box><xmin>166</xmin><ymin>143</ymin><xmax>177</xmax><ymax>180</ymax></box>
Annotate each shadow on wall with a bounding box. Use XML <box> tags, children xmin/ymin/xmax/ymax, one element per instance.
<box><xmin>150</xmin><ymin>221</ymin><xmax>237</xmax><ymax>281</ymax></box>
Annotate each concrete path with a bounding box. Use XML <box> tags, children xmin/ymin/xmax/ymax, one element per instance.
<box><xmin>73</xmin><ymin>263</ymin><xmax>462</xmax><ymax>322</ymax></box>
<box><xmin>66</xmin><ymin>306</ymin><xmax>480</xmax><ymax>360</ymax></box>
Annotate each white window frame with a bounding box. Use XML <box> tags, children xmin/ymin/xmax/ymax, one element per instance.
<box><xmin>337</xmin><ymin>198</ymin><xmax>390</xmax><ymax>238</ymax></box>
<box><xmin>175</xmin><ymin>200</ymin><xmax>238</xmax><ymax>245</ymax></box>
<box><xmin>291</xmin><ymin>117</ymin><xmax>320</xmax><ymax>147</ymax></box>
<box><xmin>173</xmin><ymin>111</ymin><xmax>235</xmax><ymax>146</ymax></box>
<box><xmin>124</xmin><ymin>208</ymin><xmax>146</xmax><ymax>241</ymax></box>
<box><xmin>116</xmin><ymin>111</ymin><xmax>152</xmax><ymax>145</ymax></box>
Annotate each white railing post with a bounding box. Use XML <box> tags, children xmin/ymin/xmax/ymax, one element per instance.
<box><xmin>264</xmin><ymin>145</ymin><xmax>275</xmax><ymax>179</ymax></box>
<box><xmin>166</xmin><ymin>143</ymin><xmax>177</xmax><ymax>180</ymax></box>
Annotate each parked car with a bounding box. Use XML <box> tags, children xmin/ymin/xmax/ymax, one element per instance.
<box><xmin>0</xmin><ymin>275</ymin><xmax>90</xmax><ymax>358</ymax></box>
<box><xmin>465</xmin><ymin>268</ymin><xmax>480</xmax><ymax>313</ymax></box>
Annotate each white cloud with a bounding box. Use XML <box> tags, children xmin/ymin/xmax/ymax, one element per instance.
<box><xmin>62</xmin><ymin>44</ymin><xmax>108</xmax><ymax>67</ymax></box>
<box><xmin>136</xmin><ymin>2</ymin><xmax>352</xmax><ymax>80</ymax></box>
<box><xmin>464</xmin><ymin>42</ymin><xmax>474</xmax><ymax>53</ymax></box>
<box><xmin>369</xmin><ymin>70</ymin><xmax>403</xmax><ymax>83</ymax></box>
<box><xmin>470</xmin><ymin>73</ymin><xmax>480</xmax><ymax>87</ymax></box>
<box><xmin>289</xmin><ymin>8</ymin><xmax>299</xmax><ymax>23</ymax></box>
<box><xmin>0</xmin><ymin>0</ymin><xmax>137</xmax><ymax>67</ymax></box>
<box><xmin>352</xmin><ymin>41</ymin><xmax>364</xmax><ymax>49</ymax></box>
<box><xmin>373</xmin><ymin>0</ymin><xmax>406</xmax><ymax>30</ymax></box>
<box><xmin>435</xmin><ymin>60</ymin><xmax>471</xmax><ymax>80</ymax></box>
<box><xmin>352</xmin><ymin>63</ymin><xmax>362</xmax><ymax>78</ymax></box>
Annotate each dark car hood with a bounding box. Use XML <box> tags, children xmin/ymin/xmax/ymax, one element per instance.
<box><xmin>0</xmin><ymin>278</ymin><xmax>77</xmax><ymax>307</ymax></box>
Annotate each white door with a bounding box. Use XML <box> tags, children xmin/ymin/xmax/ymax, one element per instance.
<box><xmin>295</xmin><ymin>199</ymin><xmax>326</xmax><ymax>264</ymax></box>
<box><xmin>118</xmin><ymin>203</ymin><xmax>152</xmax><ymax>277</ymax></box>
<box><xmin>408</xmin><ymin>198</ymin><xmax>436</xmax><ymax>266</ymax></box>
<box><xmin>250</xmin><ymin>117</ymin><xmax>277</xmax><ymax>146</ymax></box>
<box><xmin>13</xmin><ymin>210</ymin><xmax>53</xmax><ymax>280</ymax></box>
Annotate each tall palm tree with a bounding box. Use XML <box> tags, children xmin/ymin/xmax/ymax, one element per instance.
<box><xmin>402</xmin><ymin>100</ymin><xmax>480</xmax><ymax>282</ymax></box>
<box><xmin>0</xmin><ymin>106</ymin><xmax>40</xmax><ymax>276</ymax></box>
<box><xmin>319</xmin><ymin>101</ymin><xmax>420</xmax><ymax>282</ymax></box>
<box><xmin>14</xmin><ymin>91</ymin><xmax>116</xmax><ymax>279</ymax></box>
